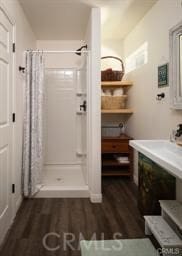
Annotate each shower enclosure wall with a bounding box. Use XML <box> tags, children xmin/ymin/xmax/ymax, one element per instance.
<box><xmin>36</xmin><ymin>51</ymin><xmax>90</xmax><ymax>197</ymax></box>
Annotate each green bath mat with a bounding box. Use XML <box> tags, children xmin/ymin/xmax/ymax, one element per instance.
<box><xmin>80</xmin><ymin>238</ymin><xmax>158</xmax><ymax>256</ymax></box>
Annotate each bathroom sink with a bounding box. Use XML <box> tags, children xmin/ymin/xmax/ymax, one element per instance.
<box><xmin>130</xmin><ymin>140</ymin><xmax>182</xmax><ymax>180</ymax></box>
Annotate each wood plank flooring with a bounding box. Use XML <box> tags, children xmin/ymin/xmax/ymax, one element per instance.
<box><xmin>0</xmin><ymin>178</ymin><xmax>145</xmax><ymax>256</ymax></box>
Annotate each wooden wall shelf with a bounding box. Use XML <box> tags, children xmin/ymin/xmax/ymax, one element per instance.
<box><xmin>101</xmin><ymin>81</ymin><xmax>133</xmax><ymax>87</ymax></box>
<box><xmin>101</xmin><ymin>81</ymin><xmax>134</xmax><ymax>178</ymax></box>
<box><xmin>102</xmin><ymin>171</ymin><xmax>131</xmax><ymax>176</ymax></box>
<box><xmin>102</xmin><ymin>159</ymin><xmax>130</xmax><ymax>167</ymax></box>
<box><xmin>101</xmin><ymin>109</ymin><xmax>133</xmax><ymax>114</ymax></box>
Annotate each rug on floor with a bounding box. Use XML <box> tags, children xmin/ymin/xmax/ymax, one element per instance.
<box><xmin>80</xmin><ymin>238</ymin><xmax>159</xmax><ymax>256</ymax></box>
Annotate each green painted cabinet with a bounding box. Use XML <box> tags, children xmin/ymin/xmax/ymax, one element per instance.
<box><xmin>138</xmin><ymin>153</ymin><xmax>176</xmax><ymax>215</ymax></box>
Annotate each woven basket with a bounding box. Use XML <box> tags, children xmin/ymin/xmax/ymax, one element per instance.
<box><xmin>101</xmin><ymin>95</ymin><xmax>127</xmax><ymax>110</ymax></box>
<box><xmin>101</xmin><ymin>56</ymin><xmax>125</xmax><ymax>81</ymax></box>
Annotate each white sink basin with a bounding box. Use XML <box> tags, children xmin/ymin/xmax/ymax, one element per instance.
<box><xmin>130</xmin><ymin>140</ymin><xmax>182</xmax><ymax>180</ymax></box>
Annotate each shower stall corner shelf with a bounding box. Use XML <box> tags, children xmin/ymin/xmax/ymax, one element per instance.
<box><xmin>76</xmin><ymin>92</ymin><xmax>86</xmax><ymax>96</ymax></box>
<box><xmin>77</xmin><ymin>151</ymin><xmax>87</xmax><ymax>157</ymax></box>
<box><xmin>76</xmin><ymin>111</ymin><xmax>86</xmax><ymax>115</ymax></box>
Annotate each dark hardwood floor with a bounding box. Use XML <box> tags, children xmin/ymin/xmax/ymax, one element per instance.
<box><xmin>0</xmin><ymin>178</ymin><xmax>145</xmax><ymax>256</ymax></box>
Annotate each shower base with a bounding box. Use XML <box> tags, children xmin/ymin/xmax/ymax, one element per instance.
<box><xmin>35</xmin><ymin>165</ymin><xmax>89</xmax><ymax>198</ymax></box>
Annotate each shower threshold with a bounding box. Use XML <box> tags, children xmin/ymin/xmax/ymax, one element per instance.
<box><xmin>36</xmin><ymin>165</ymin><xmax>89</xmax><ymax>198</ymax></box>
<box><xmin>35</xmin><ymin>185</ymin><xmax>89</xmax><ymax>198</ymax></box>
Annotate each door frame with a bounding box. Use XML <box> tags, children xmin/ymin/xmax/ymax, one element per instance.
<box><xmin>0</xmin><ymin>2</ymin><xmax>16</xmax><ymax>225</ymax></box>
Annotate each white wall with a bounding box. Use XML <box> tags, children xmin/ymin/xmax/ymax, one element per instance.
<box><xmin>0</xmin><ymin>0</ymin><xmax>36</xmax><ymax>213</ymax></box>
<box><xmin>101</xmin><ymin>39</ymin><xmax>124</xmax><ymax>70</ymax></box>
<box><xmin>123</xmin><ymin>0</ymin><xmax>182</xmax><ymax>200</ymax></box>
<box><xmin>85</xmin><ymin>8</ymin><xmax>102</xmax><ymax>202</ymax></box>
<box><xmin>36</xmin><ymin>40</ymin><xmax>85</xmax><ymax>68</ymax></box>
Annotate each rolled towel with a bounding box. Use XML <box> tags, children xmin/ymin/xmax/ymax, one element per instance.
<box><xmin>113</xmin><ymin>88</ymin><xmax>124</xmax><ymax>96</ymax></box>
<box><xmin>105</xmin><ymin>89</ymin><xmax>112</xmax><ymax>96</ymax></box>
<box><xmin>101</xmin><ymin>89</ymin><xmax>105</xmax><ymax>96</ymax></box>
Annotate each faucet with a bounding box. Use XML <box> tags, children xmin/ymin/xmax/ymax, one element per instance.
<box><xmin>175</xmin><ymin>124</ymin><xmax>182</xmax><ymax>146</ymax></box>
<box><xmin>175</xmin><ymin>124</ymin><xmax>182</xmax><ymax>138</ymax></box>
<box><xmin>170</xmin><ymin>124</ymin><xmax>182</xmax><ymax>142</ymax></box>
<box><xmin>80</xmin><ymin>100</ymin><xmax>87</xmax><ymax>112</ymax></box>
<box><xmin>170</xmin><ymin>124</ymin><xmax>182</xmax><ymax>144</ymax></box>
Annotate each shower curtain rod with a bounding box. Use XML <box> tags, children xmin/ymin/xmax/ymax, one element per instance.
<box><xmin>25</xmin><ymin>50</ymin><xmax>90</xmax><ymax>53</ymax></box>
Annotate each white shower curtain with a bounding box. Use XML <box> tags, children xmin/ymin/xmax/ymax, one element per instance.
<box><xmin>22</xmin><ymin>51</ymin><xmax>44</xmax><ymax>197</ymax></box>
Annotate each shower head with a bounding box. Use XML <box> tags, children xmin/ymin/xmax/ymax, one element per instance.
<box><xmin>75</xmin><ymin>51</ymin><xmax>82</xmax><ymax>56</ymax></box>
<box><xmin>75</xmin><ymin>45</ymin><xmax>87</xmax><ymax>56</ymax></box>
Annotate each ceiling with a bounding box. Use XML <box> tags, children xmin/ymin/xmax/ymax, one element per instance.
<box><xmin>101</xmin><ymin>0</ymin><xmax>158</xmax><ymax>40</ymax></box>
<box><xmin>19</xmin><ymin>0</ymin><xmax>157</xmax><ymax>40</ymax></box>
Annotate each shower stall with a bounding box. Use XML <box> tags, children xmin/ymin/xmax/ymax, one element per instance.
<box><xmin>39</xmin><ymin>50</ymin><xmax>90</xmax><ymax>197</ymax></box>
<box><xmin>23</xmin><ymin>49</ymin><xmax>93</xmax><ymax>198</ymax></box>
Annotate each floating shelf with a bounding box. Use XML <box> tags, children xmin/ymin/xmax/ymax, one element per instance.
<box><xmin>144</xmin><ymin>216</ymin><xmax>182</xmax><ymax>247</ymax></box>
<box><xmin>101</xmin><ymin>81</ymin><xmax>133</xmax><ymax>88</ymax></box>
<box><xmin>159</xmin><ymin>200</ymin><xmax>182</xmax><ymax>230</ymax></box>
<box><xmin>101</xmin><ymin>109</ymin><xmax>133</xmax><ymax>114</ymax></box>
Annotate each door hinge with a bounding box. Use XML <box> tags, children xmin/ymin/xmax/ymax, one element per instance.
<box><xmin>12</xmin><ymin>113</ymin><xmax>16</xmax><ymax>123</ymax></box>
<box><xmin>12</xmin><ymin>184</ymin><xmax>15</xmax><ymax>194</ymax></box>
<box><xmin>12</xmin><ymin>43</ymin><xmax>15</xmax><ymax>53</ymax></box>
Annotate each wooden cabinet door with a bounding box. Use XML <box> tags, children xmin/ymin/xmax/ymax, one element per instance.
<box><xmin>138</xmin><ymin>153</ymin><xmax>176</xmax><ymax>215</ymax></box>
<box><xmin>102</xmin><ymin>140</ymin><xmax>129</xmax><ymax>153</ymax></box>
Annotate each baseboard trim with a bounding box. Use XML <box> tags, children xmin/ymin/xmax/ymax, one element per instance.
<box><xmin>0</xmin><ymin>195</ymin><xmax>23</xmax><ymax>248</ymax></box>
<box><xmin>15</xmin><ymin>195</ymin><xmax>22</xmax><ymax>213</ymax></box>
<box><xmin>133</xmin><ymin>174</ymin><xmax>138</xmax><ymax>186</ymax></box>
<box><xmin>90</xmin><ymin>193</ymin><xmax>102</xmax><ymax>203</ymax></box>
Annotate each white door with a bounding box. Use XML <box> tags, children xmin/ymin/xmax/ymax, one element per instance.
<box><xmin>0</xmin><ymin>6</ymin><xmax>14</xmax><ymax>244</ymax></box>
